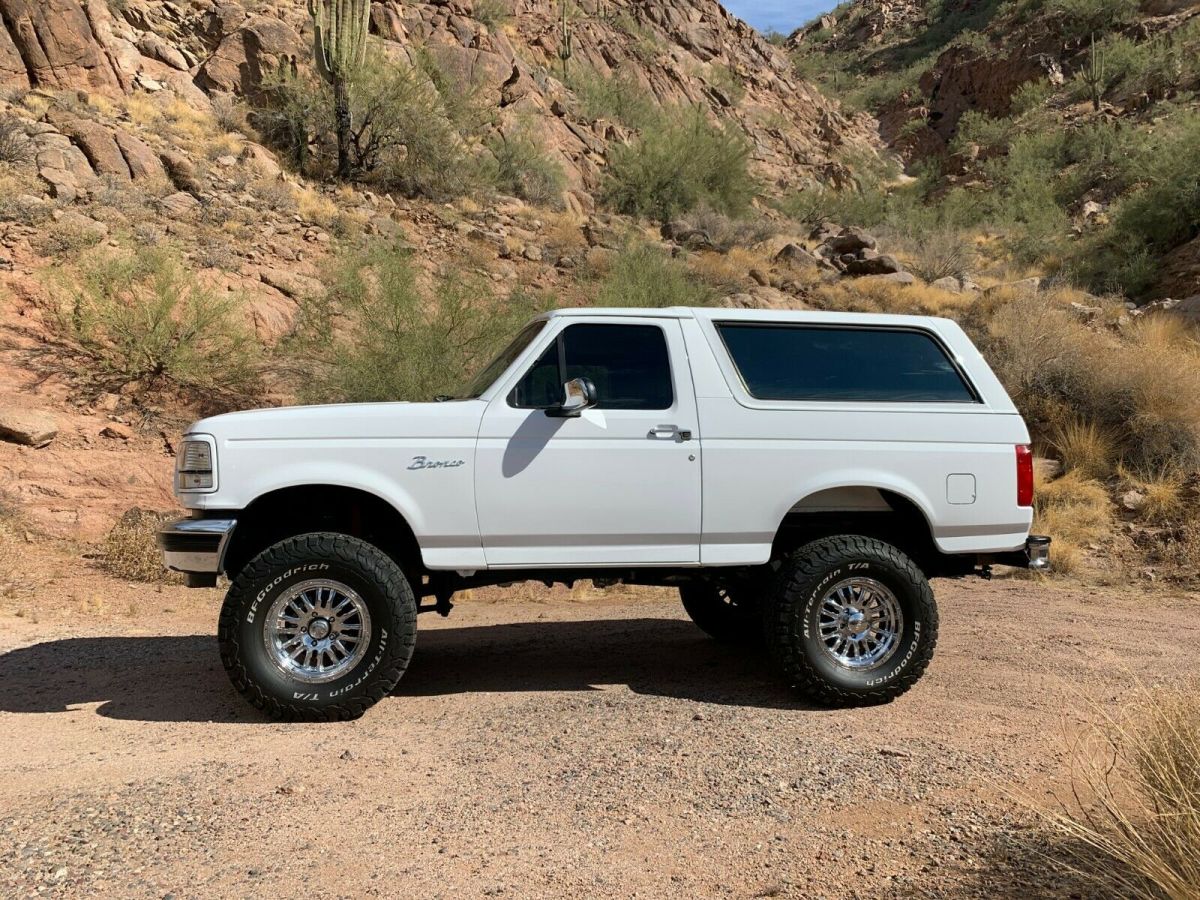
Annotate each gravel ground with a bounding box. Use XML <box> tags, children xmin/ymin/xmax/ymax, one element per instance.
<box><xmin>0</xmin><ymin>569</ymin><xmax>1193</xmax><ymax>899</ymax></box>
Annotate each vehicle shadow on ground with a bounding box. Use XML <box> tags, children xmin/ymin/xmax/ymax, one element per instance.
<box><xmin>0</xmin><ymin>617</ymin><xmax>815</xmax><ymax>722</ymax></box>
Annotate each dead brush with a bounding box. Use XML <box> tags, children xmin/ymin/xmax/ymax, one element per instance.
<box><xmin>100</xmin><ymin>508</ymin><xmax>181</xmax><ymax>584</ymax></box>
<box><xmin>1038</xmin><ymin>683</ymin><xmax>1200</xmax><ymax>899</ymax></box>
<box><xmin>902</xmin><ymin>229</ymin><xmax>974</xmax><ymax>283</ymax></box>
<box><xmin>1033</xmin><ymin>470</ymin><xmax>1112</xmax><ymax>576</ymax></box>
<box><xmin>674</xmin><ymin>204</ymin><xmax>778</xmax><ymax>252</ymax></box>
<box><xmin>1050</xmin><ymin>418</ymin><xmax>1115</xmax><ymax>479</ymax></box>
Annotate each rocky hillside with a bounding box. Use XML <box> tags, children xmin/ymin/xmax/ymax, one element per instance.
<box><xmin>0</xmin><ymin>0</ymin><xmax>889</xmax><ymax>540</ymax></box>
<box><xmin>789</xmin><ymin>0</ymin><xmax>1200</xmax><ymax>300</ymax></box>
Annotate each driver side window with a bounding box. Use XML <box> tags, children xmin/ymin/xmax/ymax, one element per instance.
<box><xmin>508</xmin><ymin>323</ymin><xmax>673</xmax><ymax>411</ymax></box>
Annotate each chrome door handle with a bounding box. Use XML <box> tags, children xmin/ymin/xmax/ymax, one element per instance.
<box><xmin>649</xmin><ymin>425</ymin><xmax>692</xmax><ymax>442</ymax></box>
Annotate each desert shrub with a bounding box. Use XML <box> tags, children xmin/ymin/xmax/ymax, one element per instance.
<box><xmin>843</xmin><ymin>54</ymin><xmax>936</xmax><ymax>112</ymax></box>
<box><xmin>1050</xmin><ymin>418</ymin><xmax>1114</xmax><ymax>478</ymax></box>
<box><xmin>673</xmin><ymin>203</ymin><xmax>778</xmax><ymax>251</ymax></box>
<box><xmin>210</xmin><ymin>93</ymin><xmax>249</xmax><ymax>135</ymax></box>
<box><xmin>1033</xmin><ymin>470</ymin><xmax>1112</xmax><ymax>573</ymax></box>
<box><xmin>1010</xmin><ymin>78</ymin><xmax>1053</xmax><ymax>116</ymax></box>
<box><xmin>969</xmin><ymin>293</ymin><xmax>1200</xmax><ymax>476</ymax></box>
<box><xmin>1042</xmin><ymin>683</ymin><xmax>1200</xmax><ymax>898</ymax></box>
<box><xmin>1067</xmin><ymin>112</ymin><xmax>1200</xmax><ymax>295</ymax></box>
<box><xmin>569</xmin><ymin>69</ymin><xmax>656</xmax><ymax>129</ymax></box>
<box><xmin>101</xmin><ymin>508</ymin><xmax>181</xmax><ymax>583</ymax></box>
<box><xmin>472</xmin><ymin>0</ymin><xmax>511</xmax><ymax>28</ymax></box>
<box><xmin>486</xmin><ymin>131</ymin><xmax>566</xmax><ymax>207</ymax></box>
<box><xmin>950</xmin><ymin>110</ymin><xmax>1017</xmax><ymax>155</ymax></box>
<box><xmin>297</xmin><ymin>247</ymin><xmax>545</xmax><ymax>403</ymax></box>
<box><xmin>51</xmin><ymin>249</ymin><xmax>259</xmax><ymax>396</ymax></box>
<box><xmin>255</xmin><ymin>51</ymin><xmax>491</xmax><ymax>199</ymax></box>
<box><xmin>708</xmin><ymin>64</ymin><xmax>746</xmax><ymax>104</ymax></box>
<box><xmin>0</xmin><ymin>114</ymin><xmax>31</xmax><ymax>165</ymax></box>
<box><xmin>594</xmin><ymin>244</ymin><xmax>718</xmax><ymax>309</ymax></box>
<box><xmin>1047</xmin><ymin>0</ymin><xmax>1138</xmax><ymax>40</ymax></box>
<box><xmin>904</xmin><ymin>229</ymin><xmax>973</xmax><ymax>282</ymax></box>
<box><xmin>602</xmin><ymin>107</ymin><xmax>756</xmax><ymax>221</ymax></box>
<box><xmin>1118</xmin><ymin>467</ymin><xmax>1190</xmax><ymax>526</ymax></box>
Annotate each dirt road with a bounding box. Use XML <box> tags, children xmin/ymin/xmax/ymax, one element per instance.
<box><xmin>0</xmin><ymin>571</ymin><xmax>1191</xmax><ymax>898</ymax></box>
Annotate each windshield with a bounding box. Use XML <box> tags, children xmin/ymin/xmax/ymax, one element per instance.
<box><xmin>455</xmin><ymin>321</ymin><xmax>547</xmax><ymax>399</ymax></box>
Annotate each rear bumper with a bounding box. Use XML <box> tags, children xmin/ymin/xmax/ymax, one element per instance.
<box><xmin>985</xmin><ymin>535</ymin><xmax>1052</xmax><ymax>571</ymax></box>
<box><xmin>157</xmin><ymin>517</ymin><xmax>237</xmax><ymax>576</ymax></box>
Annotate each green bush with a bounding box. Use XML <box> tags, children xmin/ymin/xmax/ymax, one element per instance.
<box><xmin>486</xmin><ymin>131</ymin><xmax>566</xmax><ymax>207</ymax></box>
<box><xmin>472</xmin><ymin>0</ymin><xmax>511</xmax><ymax>28</ymax></box>
<box><xmin>1069</xmin><ymin>111</ymin><xmax>1200</xmax><ymax>294</ymax></box>
<box><xmin>602</xmin><ymin>107</ymin><xmax>756</xmax><ymax>221</ymax></box>
<box><xmin>569</xmin><ymin>68</ymin><xmax>656</xmax><ymax>129</ymax></box>
<box><xmin>255</xmin><ymin>51</ymin><xmax>491</xmax><ymax>199</ymax></box>
<box><xmin>950</xmin><ymin>110</ymin><xmax>1018</xmax><ymax>155</ymax></box>
<box><xmin>1047</xmin><ymin>0</ymin><xmax>1138</xmax><ymax>40</ymax></box>
<box><xmin>595</xmin><ymin>244</ymin><xmax>718</xmax><ymax>309</ymax></box>
<box><xmin>52</xmin><ymin>249</ymin><xmax>259</xmax><ymax>396</ymax></box>
<box><xmin>298</xmin><ymin>247</ymin><xmax>546</xmax><ymax>403</ymax></box>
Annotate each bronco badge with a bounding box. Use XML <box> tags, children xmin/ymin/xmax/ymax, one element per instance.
<box><xmin>408</xmin><ymin>455</ymin><xmax>466</xmax><ymax>470</ymax></box>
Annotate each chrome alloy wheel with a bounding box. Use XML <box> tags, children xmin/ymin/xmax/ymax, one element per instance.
<box><xmin>263</xmin><ymin>579</ymin><xmax>372</xmax><ymax>684</ymax></box>
<box><xmin>817</xmin><ymin>577</ymin><xmax>903</xmax><ymax>671</ymax></box>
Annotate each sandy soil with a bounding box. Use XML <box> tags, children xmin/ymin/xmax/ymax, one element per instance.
<box><xmin>0</xmin><ymin>558</ymin><xmax>1193</xmax><ymax>899</ymax></box>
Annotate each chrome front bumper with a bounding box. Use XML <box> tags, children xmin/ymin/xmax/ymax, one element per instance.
<box><xmin>157</xmin><ymin>517</ymin><xmax>237</xmax><ymax>575</ymax></box>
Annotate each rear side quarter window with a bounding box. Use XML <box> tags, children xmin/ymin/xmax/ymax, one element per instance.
<box><xmin>716</xmin><ymin>323</ymin><xmax>978</xmax><ymax>403</ymax></box>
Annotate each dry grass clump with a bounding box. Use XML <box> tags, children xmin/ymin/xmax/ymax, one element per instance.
<box><xmin>812</xmin><ymin>277</ymin><xmax>974</xmax><ymax>316</ymax></box>
<box><xmin>1118</xmin><ymin>467</ymin><xmax>1187</xmax><ymax>525</ymax></box>
<box><xmin>1033</xmin><ymin>470</ymin><xmax>1112</xmax><ymax>575</ymax></box>
<box><xmin>673</xmin><ymin>204</ymin><xmax>778</xmax><ymax>252</ymax></box>
<box><xmin>1040</xmin><ymin>683</ymin><xmax>1200</xmax><ymax>899</ymax></box>
<box><xmin>1050</xmin><ymin>419</ymin><xmax>1115</xmax><ymax>479</ymax></box>
<box><xmin>688</xmin><ymin>247</ymin><xmax>772</xmax><ymax>293</ymax></box>
<box><xmin>100</xmin><ymin>508</ymin><xmax>180</xmax><ymax>583</ymax></box>
<box><xmin>899</xmin><ymin>229</ymin><xmax>974</xmax><ymax>283</ymax></box>
<box><xmin>971</xmin><ymin>294</ymin><xmax>1200</xmax><ymax>477</ymax></box>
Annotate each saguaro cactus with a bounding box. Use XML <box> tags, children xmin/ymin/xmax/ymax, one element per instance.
<box><xmin>1082</xmin><ymin>32</ymin><xmax>1105</xmax><ymax>112</ymax></box>
<box><xmin>308</xmin><ymin>0</ymin><xmax>370</xmax><ymax>177</ymax></box>
<box><xmin>558</xmin><ymin>1</ymin><xmax>573</xmax><ymax>80</ymax></box>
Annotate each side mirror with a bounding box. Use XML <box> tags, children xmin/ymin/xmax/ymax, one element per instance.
<box><xmin>547</xmin><ymin>377</ymin><xmax>597</xmax><ymax>417</ymax></box>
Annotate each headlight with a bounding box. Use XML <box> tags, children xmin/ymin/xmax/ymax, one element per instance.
<box><xmin>176</xmin><ymin>437</ymin><xmax>217</xmax><ymax>492</ymax></box>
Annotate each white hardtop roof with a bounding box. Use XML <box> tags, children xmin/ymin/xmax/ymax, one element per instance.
<box><xmin>539</xmin><ymin>306</ymin><xmax>951</xmax><ymax>329</ymax></box>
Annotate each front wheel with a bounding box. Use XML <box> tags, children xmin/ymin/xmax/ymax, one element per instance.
<box><xmin>218</xmin><ymin>532</ymin><xmax>417</xmax><ymax>721</ymax></box>
<box><xmin>765</xmin><ymin>535</ymin><xmax>938</xmax><ymax>706</ymax></box>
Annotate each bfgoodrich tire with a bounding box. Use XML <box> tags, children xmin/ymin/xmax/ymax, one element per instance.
<box><xmin>218</xmin><ymin>532</ymin><xmax>417</xmax><ymax>721</ymax></box>
<box><xmin>765</xmin><ymin>535</ymin><xmax>938</xmax><ymax>707</ymax></box>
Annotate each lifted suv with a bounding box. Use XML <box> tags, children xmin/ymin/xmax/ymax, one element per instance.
<box><xmin>160</xmin><ymin>307</ymin><xmax>1049</xmax><ymax>720</ymax></box>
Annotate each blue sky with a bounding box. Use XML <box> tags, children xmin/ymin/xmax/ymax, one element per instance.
<box><xmin>722</xmin><ymin>0</ymin><xmax>837</xmax><ymax>35</ymax></box>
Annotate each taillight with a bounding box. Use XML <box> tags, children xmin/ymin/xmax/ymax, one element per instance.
<box><xmin>1016</xmin><ymin>444</ymin><xmax>1034</xmax><ymax>507</ymax></box>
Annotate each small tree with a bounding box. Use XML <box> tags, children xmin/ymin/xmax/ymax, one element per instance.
<box><xmin>308</xmin><ymin>0</ymin><xmax>370</xmax><ymax>178</ymax></box>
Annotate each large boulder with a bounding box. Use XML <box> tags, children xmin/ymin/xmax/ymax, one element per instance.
<box><xmin>844</xmin><ymin>254</ymin><xmax>903</xmax><ymax>276</ymax></box>
<box><xmin>0</xmin><ymin>0</ymin><xmax>120</xmax><ymax>89</ymax></box>
<box><xmin>822</xmin><ymin>226</ymin><xmax>877</xmax><ymax>255</ymax></box>
<box><xmin>195</xmin><ymin>16</ymin><xmax>303</xmax><ymax>97</ymax></box>
<box><xmin>114</xmin><ymin>130</ymin><xmax>167</xmax><ymax>183</ymax></box>
<box><xmin>0</xmin><ymin>406</ymin><xmax>58</xmax><ymax>448</ymax></box>
<box><xmin>44</xmin><ymin>109</ymin><xmax>131</xmax><ymax>181</ymax></box>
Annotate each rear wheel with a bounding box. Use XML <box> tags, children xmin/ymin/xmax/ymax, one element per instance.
<box><xmin>765</xmin><ymin>535</ymin><xmax>938</xmax><ymax>706</ymax></box>
<box><xmin>218</xmin><ymin>532</ymin><xmax>417</xmax><ymax>721</ymax></box>
<box><xmin>679</xmin><ymin>580</ymin><xmax>764</xmax><ymax>644</ymax></box>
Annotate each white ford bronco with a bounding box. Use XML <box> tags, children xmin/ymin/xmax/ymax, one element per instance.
<box><xmin>159</xmin><ymin>307</ymin><xmax>1049</xmax><ymax>720</ymax></box>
